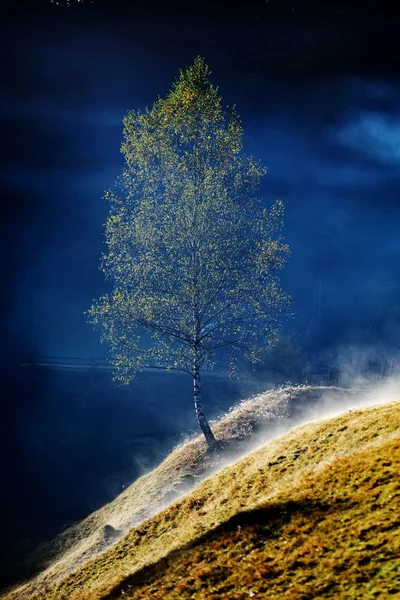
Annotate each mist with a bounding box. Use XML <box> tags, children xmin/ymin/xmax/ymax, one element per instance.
<box><xmin>1</xmin><ymin>0</ymin><xmax>400</xmax><ymax>587</ymax></box>
<box><xmin>167</xmin><ymin>372</ymin><xmax>400</xmax><ymax>509</ymax></box>
<box><xmin>83</xmin><ymin>372</ymin><xmax>400</xmax><ymax>564</ymax></box>
<box><xmin>3</xmin><ymin>9</ymin><xmax>400</xmax><ymax>361</ymax></box>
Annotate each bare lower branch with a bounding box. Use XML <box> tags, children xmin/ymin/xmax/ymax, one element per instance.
<box><xmin>144</xmin><ymin>364</ymin><xmax>193</xmax><ymax>376</ymax></box>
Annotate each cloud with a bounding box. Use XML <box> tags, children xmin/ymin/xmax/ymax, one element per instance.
<box><xmin>312</xmin><ymin>162</ymin><xmax>385</xmax><ymax>188</ymax></box>
<box><xmin>335</xmin><ymin>112</ymin><xmax>400</xmax><ymax>165</ymax></box>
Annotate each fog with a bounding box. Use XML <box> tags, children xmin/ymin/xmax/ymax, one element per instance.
<box><xmin>80</xmin><ymin>373</ymin><xmax>400</xmax><ymax>570</ymax></box>
<box><xmin>1</xmin><ymin>0</ymin><xmax>400</xmax><ymax>587</ymax></box>
<box><xmin>164</xmin><ymin>373</ymin><xmax>400</xmax><ymax>514</ymax></box>
<box><xmin>2</xmin><ymin>11</ymin><xmax>400</xmax><ymax>362</ymax></box>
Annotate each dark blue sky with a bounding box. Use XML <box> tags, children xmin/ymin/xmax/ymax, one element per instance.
<box><xmin>2</xmin><ymin>0</ymin><xmax>400</xmax><ymax>361</ymax></box>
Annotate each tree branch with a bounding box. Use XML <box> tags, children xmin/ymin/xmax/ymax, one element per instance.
<box><xmin>136</xmin><ymin>316</ymin><xmax>194</xmax><ymax>346</ymax></box>
<box><xmin>200</xmin><ymin>311</ymin><xmax>261</xmax><ymax>342</ymax></box>
<box><xmin>144</xmin><ymin>364</ymin><xmax>193</xmax><ymax>376</ymax></box>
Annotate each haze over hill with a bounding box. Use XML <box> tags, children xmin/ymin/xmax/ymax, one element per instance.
<box><xmin>2</xmin><ymin>377</ymin><xmax>399</xmax><ymax>599</ymax></box>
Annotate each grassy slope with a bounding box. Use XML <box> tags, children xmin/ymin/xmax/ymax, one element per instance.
<box><xmin>3</xmin><ymin>385</ymin><xmax>348</xmax><ymax>592</ymax></box>
<box><xmin>111</xmin><ymin>434</ymin><xmax>400</xmax><ymax>600</ymax></box>
<box><xmin>2</xmin><ymin>389</ymin><xmax>399</xmax><ymax>599</ymax></box>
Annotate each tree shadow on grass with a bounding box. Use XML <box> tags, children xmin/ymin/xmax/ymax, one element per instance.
<box><xmin>103</xmin><ymin>496</ymin><xmax>345</xmax><ymax>599</ymax></box>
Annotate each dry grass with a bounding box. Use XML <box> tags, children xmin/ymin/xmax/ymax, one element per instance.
<box><xmin>108</xmin><ymin>432</ymin><xmax>400</xmax><ymax>599</ymax></box>
<box><xmin>1</xmin><ymin>385</ymin><xmax>399</xmax><ymax>599</ymax></box>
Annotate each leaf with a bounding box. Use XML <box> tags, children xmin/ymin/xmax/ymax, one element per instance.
<box><xmin>87</xmin><ymin>57</ymin><xmax>292</xmax><ymax>383</ymax></box>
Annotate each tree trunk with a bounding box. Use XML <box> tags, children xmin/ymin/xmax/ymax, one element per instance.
<box><xmin>193</xmin><ymin>358</ymin><xmax>218</xmax><ymax>449</ymax></box>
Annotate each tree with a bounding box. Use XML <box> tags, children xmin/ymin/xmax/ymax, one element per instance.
<box><xmin>87</xmin><ymin>57</ymin><xmax>291</xmax><ymax>449</ymax></box>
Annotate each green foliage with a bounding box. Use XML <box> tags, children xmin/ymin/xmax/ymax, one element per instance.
<box><xmin>88</xmin><ymin>57</ymin><xmax>291</xmax><ymax>383</ymax></box>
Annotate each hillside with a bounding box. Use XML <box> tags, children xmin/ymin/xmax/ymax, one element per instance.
<box><xmin>2</xmin><ymin>383</ymin><xmax>399</xmax><ymax>599</ymax></box>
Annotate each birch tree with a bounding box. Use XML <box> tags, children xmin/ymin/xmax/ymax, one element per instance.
<box><xmin>88</xmin><ymin>57</ymin><xmax>291</xmax><ymax>449</ymax></box>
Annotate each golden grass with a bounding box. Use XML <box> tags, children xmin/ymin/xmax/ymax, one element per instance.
<box><xmin>109</xmin><ymin>433</ymin><xmax>400</xmax><ymax>599</ymax></box>
<box><xmin>2</xmin><ymin>386</ymin><xmax>398</xmax><ymax>600</ymax></box>
<box><xmin>4</xmin><ymin>384</ymin><xmax>340</xmax><ymax>593</ymax></box>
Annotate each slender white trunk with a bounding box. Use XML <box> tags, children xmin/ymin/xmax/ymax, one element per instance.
<box><xmin>193</xmin><ymin>356</ymin><xmax>217</xmax><ymax>447</ymax></box>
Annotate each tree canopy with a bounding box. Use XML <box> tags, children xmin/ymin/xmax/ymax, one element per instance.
<box><xmin>88</xmin><ymin>57</ymin><xmax>291</xmax><ymax>445</ymax></box>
